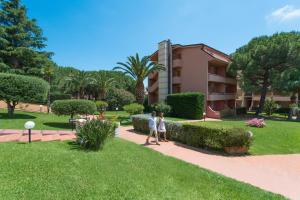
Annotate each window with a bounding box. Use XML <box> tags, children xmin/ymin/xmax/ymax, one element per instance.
<box><xmin>172</xmin><ymin>84</ymin><xmax>181</xmax><ymax>93</ymax></box>
<box><xmin>172</xmin><ymin>68</ymin><xmax>181</xmax><ymax>77</ymax></box>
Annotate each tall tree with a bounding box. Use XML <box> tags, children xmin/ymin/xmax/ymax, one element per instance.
<box><xmin>41</xmin><ymin>62</ymin><xmax>55</xmax><ymax>113</ymax></box>
<box><xmin>229</xmin><ymin>32</ymin><xmax>300</xmax><ymax>115</ymax></box>
<box><xmin>273</xmin><ymin>67</ymin><xmax>300</xmax><ymax>104</ymax></box>
<box><xmin>91</xmin><ymin>72</ymin><xmax>115</xmax><ymax>100</ymax></box>
<box><xmin>0</xmin><ymin>0</ymin><xmax>52</xmax><ymax>76</ymax></box>
<box><xmin>114</xmin><ymin>53</ymin><xmax>164</xmax><ymax>104</ymax></box>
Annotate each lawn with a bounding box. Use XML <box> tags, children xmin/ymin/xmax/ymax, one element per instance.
<box><xmin>0</xmin><ymin>109</ymin><xmax>130</xmax><ymax>130</ymax></box>
<box><xmin>0</xmin><ymin>139</ymin><xmax>284</xmax><ymax>200</ymax></box>
<box><xmin>189</xmin><ymin>117</ymin><xmax>300</xmax><ymax>155</ymax></box>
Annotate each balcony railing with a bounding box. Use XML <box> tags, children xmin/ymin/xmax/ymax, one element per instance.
<box><xmin>208</xmin><ymin>73</ymin><xmax>236</xmax><ymax>85</ymax></box>
<box><xmin>173</xmin><ymin>59</ymin><xmax>182</xmax><ymax>68</ymax></box>
<box><xmin>207</xmin><ymin>93</ymin><xmax>236</xmax><ymax>101</ymax></box>
<box><xmin>148</xmin><ymin>80</ymin><xmax>158</xmax><ymax>93</ymax></box>
<box><xmin>172</xmin><ymin>76</ymin><xmax>181</xmax><ymax>84</ymax></box>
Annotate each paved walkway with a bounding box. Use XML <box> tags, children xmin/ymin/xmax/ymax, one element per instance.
<box><xmin>119</xmin><ymin>126</ymin><xmax>300</xmax><ymax>200</ymax></box>
<box><xmin>0</xmin><ymin>129</ymin><xmax>76</xmax><ymax>142</ymax></box>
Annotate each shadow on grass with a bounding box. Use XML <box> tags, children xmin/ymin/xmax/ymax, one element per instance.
<box><xmin>43</xmin><ymin>122</ymin><xmax>72</xmax><ymax>129</ymax></box>
<box><xmin>0</xmin><ymin>113</ymin><xmax>36</xmax><ymax>119</ymax></box>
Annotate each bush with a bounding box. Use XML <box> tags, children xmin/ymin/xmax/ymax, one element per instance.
<box><xmin>275</xmin><ymin>107</ymin><xmax>290</xmax><ymax>114</ymax></box>
<box><xmin>132</xmin><ymin>115</ymin><xmax>252</xmax><ymax>152</ymax></box>
<box><xmin>236</xmin><ymin>107</ymin><xmax>247</xmax><ymax>115</ymax></box>
<box><xmin>51</xmin><ymin>99</ymin><xmax>96</xmax><ymax>118</ymax></box>
<box><xmin>76</xmin><ymin>119</ymin><xmax>116</xmax><ymax>151</ymax></box>
<box><xmin>167</xmin><ymin>92</ymin><xmax>204</xmax><ymax>119</ymax></box>
<box><xmin>123</xmin><ymin>103</ymin><xmax>144</xmax><ymax>115</ymax></box>
<box><xmin>95</xmin><ymin>101</ymin><xmax>108</xmax><ymax>113</ymax></box>
<box><xmin>106</xmin><ymin>88</ymin><xmax>135</xmax><ymax>110</ymax></box>
<box><xmin>264</xmin><ymin>99</ymin><xmax>278</xmax><ymax>116</ymax></box>
<box><xmin>0</xmin><ymin>73</ymin><xmax>49</xmax><ymax>116</ymax></box>
<box><xmin>50</xmin><ymin>92</ymin><xmax>72</xmax><ymax>103</ymax></box>
<box><xmin>151</xmin><ymin>102</ymin><xmax>171</xmax><ymax>115</ymax></box>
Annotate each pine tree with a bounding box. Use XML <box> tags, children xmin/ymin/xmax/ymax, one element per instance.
<box><xmin>0</xmin><ymin>0</ymin><xmax>52</xmax><ymax>76</ymax></box>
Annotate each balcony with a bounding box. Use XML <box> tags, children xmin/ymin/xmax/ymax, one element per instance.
<box><xmin>208</xmin><ymin>73</ymin><xmax>236</xmax><ymax>85</ymax></box>
<box><xmin>173</xmin><ymin>59</ymin><xmax>182</xmax><ymax>68</ymax></box>
<box><xmin>148</xmin><ymin>80</ymin><xmax>158</xmax><ymax>93</ymax></box>
<box><xmin>172</xmin><ymin>76</ymin><xmax>181</xmax><ymax>84</ymax></box>
<box><xmin>207</xmin><ymin>93</ymin><xmax>236</xmax><ymax>101</ymax></box>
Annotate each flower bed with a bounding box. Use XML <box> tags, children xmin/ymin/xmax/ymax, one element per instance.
<box><xmin>132</xmin><ymin>114</ymin><xmax>253</xmax><ymax>154</ymax></box>
<box><xmin>246</xmin><ymin>118</ymin><xmax>266</xmax><ymax>128</ymax></box>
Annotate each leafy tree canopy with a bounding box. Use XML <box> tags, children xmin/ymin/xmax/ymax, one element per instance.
<box><xmin>229</xmin><ymin>32</ymin><xmax>300</xmax><ymax>114</ymax></box>
<box><xmin>0</xmin><ymin>0</ymin><xmax>53</xmax><ymax>76</ymax></box>
<box><xmin>0</xmin><ymin>73</ymin><xmax>49</xmax><ymax>116</ymax></box>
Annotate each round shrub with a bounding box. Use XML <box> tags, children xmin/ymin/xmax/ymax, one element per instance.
<box><xmin>151</xmin><ymin>102</ymin><xmax>171</xmax><ymax>115</ymax></box>
<box><xmin>123</xmin><ymin>103</ymin><xmax>144</xmax><ymax>115</ymax></box>
<box><xmin>95</xmin><ymin>101</ymin><xmax>108</xmax><ymax>113</ymax></box>
<box><xmin>51</xmin><ymin>99</ymin><xmax>96</xmax><ymax>118</ymax></box>
<box><xmin>106</xmin><ymin>88</ymin><xmax>135</xmax><ymax>110</ymax></box>
<box><xmin>76</xmin><ymin>119</ymin><xmax>116</xmax><ymax>151</ymax></box>
<box><xmin>0</xmin><ymin>73</ymin><xmax>49</xmax><ymax>115</ymax></box>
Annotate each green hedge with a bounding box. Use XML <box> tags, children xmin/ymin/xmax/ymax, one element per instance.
<box><xmin>166</xmin><ymin>92</ymin><xmax>204</xmax><ymax>119</ymax></box>
<box><xmin>0</xmin><ymin>73</ymin><xmax>49</xmax><ymax>104</ymax></box>
<box><xmin>51</xmin><ymin>99</ymin><xmax>96</xmax><ymax>118</ymax></box>
<box><xmin>132</xmin><ymin>114</ymin><xmax>252</xmax><ymax>152</ymax></box>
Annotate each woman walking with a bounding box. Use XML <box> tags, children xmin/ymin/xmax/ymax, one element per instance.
<box><xmin>158</xmin><ymin>112</ymin><xmax>168</xmax><ymax>142</ymax></box>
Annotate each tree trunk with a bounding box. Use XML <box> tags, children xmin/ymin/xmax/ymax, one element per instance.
<box><xmin>47</xmin><ymin>77</ymin><xmax>51</xmax><ymax>113</ymax></box>
<box><xmin>135</xmin><ymin>80</ymin><xmax>145</xmax><ymax>104</ymax></box>
<box><xmin>7</xmin><ymin>102</ymin><xmax>16</xmax><ymax>117</ymax></box>
<box><xmin>256</xmin><ymin>73</ymin><xmax>269</xmax><ymax>115</ymax></box>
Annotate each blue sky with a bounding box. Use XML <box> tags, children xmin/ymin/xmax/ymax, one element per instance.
<box><xmin>23</xmin><ymin>0</ymin><xmax>300</xmax><ymax>71</ymax></box>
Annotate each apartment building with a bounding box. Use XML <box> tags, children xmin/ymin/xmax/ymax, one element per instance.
<box><xmin>236</xmin><ymin>88</ymin><xmax>296</xmax><ymax>110</ymax></box>
<box><xmin>148</xmin><ymin>40</ymin><xmax>237</xmax><ymax>119</ymax></box>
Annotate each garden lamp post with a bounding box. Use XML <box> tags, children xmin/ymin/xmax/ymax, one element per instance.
<box><xmin>203</xmin><ymin>112</ymin><xmax>206</xmax><ymax>122</ymax></box>
<box><xmin>24</xmin><ymin>121</ymin><xmax>35</xmax><ymax>143</ymax></box>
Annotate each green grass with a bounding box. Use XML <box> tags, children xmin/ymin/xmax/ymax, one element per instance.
<box><xmin>189</xmin><ymin>117</ymin><xmax>300</xmax><ymax>155</ymax></box>
<box><xmin>0</xmin><ymin>109</ymin><xmax>72</xmax><ymax>130</ymax></box>
<box><xmin>0</xmin><ymin>109</ymin><xmax>131</xmax><ymax>130</ymax></box>
<box><xmin>0</xmin><ymin>139</ymin><xmax>284</xmax><ymax>200</ymax></box>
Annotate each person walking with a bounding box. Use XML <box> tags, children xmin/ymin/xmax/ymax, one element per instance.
<box><xmin>158</xmin><ymin>112</ymin><xmax>168</xmax><ymax>142</ymax></box>
<box><xmin>146</xmin><ymin>111</ymin><xmax>160</xmax><ymax>145</ymax></box>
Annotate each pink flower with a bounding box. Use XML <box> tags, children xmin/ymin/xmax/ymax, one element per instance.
<box><xmin>246</xmin><ymin>118</ymin><xmax>266</xmax><ymax>128</ymax></box>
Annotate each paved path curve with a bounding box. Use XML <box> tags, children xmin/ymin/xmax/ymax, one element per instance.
<box><xmin>119</xmin><ymin>126</ymin><xmax>300</xmax><ymax>200</ymax></box>
<box><xmin>0</xmin><ymin>129</ymin><xmax>76</xmax><ymax>142</ymax></box>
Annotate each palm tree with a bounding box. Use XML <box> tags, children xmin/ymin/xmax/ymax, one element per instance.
<box><xmin>41</xmin><ymin>64</ymin><xmax>55</xmax><ymax>113</ymax></box>
<box><xmin>91</xmin><ymin>72</ymin><xmax>115</xmax><ymax>100</ymax></box>
<box><xmin>114</xmin><ymin>53</ymin><xmax>164</xmax><ymax>104</ymax></box>
<box><xmin>61</xmin><ymin>70</ymin><xmax>91</xmax><ymax>99</ymax></box>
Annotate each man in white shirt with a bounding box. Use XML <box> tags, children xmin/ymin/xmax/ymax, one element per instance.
<box><xmin>146</xmin><ymin>111</ymin><xmax>160</xmax><ymax>145</ymax></box>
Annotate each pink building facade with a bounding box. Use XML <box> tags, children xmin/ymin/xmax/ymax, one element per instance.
<box><xmin>148</xmin><ymin>40</ymin><xmax>237</xmax><ymax>119</ymax></box>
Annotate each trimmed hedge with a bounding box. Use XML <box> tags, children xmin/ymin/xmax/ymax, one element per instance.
<box><xmin>51</xmin><ymin>99</ymin><xmax>96</xmax><ymax>118</ymax></box>
<box><xmin>275</xmin><ymin>107</ymin><xmax>290</xmax><ymax>115</ymax></box>
<box><xmin>167</xmin><ymin>92</ymin><xmax>204</xmax><ymax>119</ymax></box>
<box><xmin>123</xmin><ymin>103</ymin><xmax>144</xmax><ymax>115</ymax></box>
<box><xmin>132</xmin><ymin>114</ymin><xmax>252</xmax><ymax>152</ymax></box>
<box><xmin>0</xmin><ymin>73</ymin><xmax>49</xmax><ymax>104</ymax></box>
